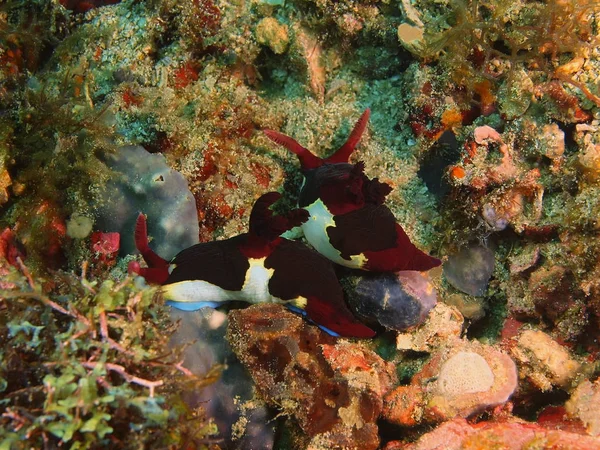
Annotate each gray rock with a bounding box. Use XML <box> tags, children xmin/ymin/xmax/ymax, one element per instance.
<box><xmin>170</xmin><ymin>308</ymin><xmax>275</xmax><ymax>449</ymax></box>
<box><xmin>343</xmin><ymin>270</ymin><xmax>437</xmax><ymax>331</ymax></box>
<box><xmin>94</xmin><ymin>145</ymin><xmax>199</xmax><ymax>259</ymax></box>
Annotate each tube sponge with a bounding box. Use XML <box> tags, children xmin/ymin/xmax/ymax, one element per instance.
<box><xmin>94</xmin><ymin>145</ymin><xmax>199</xmax><ymax>259</ymax></box>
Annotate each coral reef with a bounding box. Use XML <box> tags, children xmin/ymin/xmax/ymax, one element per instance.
<box><xmin>2</xmin><ymin>0</ymin><xmax>600</xmax><ymax>447</ymax></box>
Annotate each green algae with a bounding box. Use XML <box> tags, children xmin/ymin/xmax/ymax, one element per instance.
<box><xmin>0</xmin><ymin>266</ymin><xmax>220</xmax><ymax>448</ymax></box>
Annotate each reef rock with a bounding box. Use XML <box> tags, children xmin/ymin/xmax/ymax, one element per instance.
<box><xmin>509</xmin><ymin>329</ymin><xmax>581</xmax><ymax>392</ymax></box>
<box><xmin>528</xmin><ymin>265</ymin><xmax>587</xmax><ymax>341</ymax></box>
<box><xmin>566</xmin><ymin>379</ymin><xmax>600</xmax><ymax>437</ymax></box>
<box><xmin>383</xmin><ymin>338</ymin><xmax>517</xmax><ymax>426</ymax></box>
<box><xmin>226</xmin><ymin>304</ymin><xmax>396</xmax><ymax>450</ymax></box>
<box><xmin>443</xmin><ymin>245</ymin><xmax>495</xmax><ymax>296</ymax></box>
<box><xmin>396</xmin><ymin>303</ymin><xmax>464</xmax><ymax>352</ymax></box>
<box><xmin>384</xmin><ymin>417</ymin><xmax>600</xmax><ymax>450</ymax></box>
<box><xmin>94</xmin><ymin>145</ymin><xmax>199</xmax><ymax>259</ymax></box>
<box><xmin>343</xmin><ymin>270</ymin><xmax>437</xmax><ymax>332</ymax></box>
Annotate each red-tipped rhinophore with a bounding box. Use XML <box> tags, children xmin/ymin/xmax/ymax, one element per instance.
<box><xmin>264</xmin><ymin>109</ymin><xmax>371</xmax><ymax>170</ymax></box>
<box><xmin>325</xmin><ymin>108</ymin><xmax>370</xmax><ymax>164</ymax></box>
<box><xmin>127</xmin><ymin>213</ymin><xmax>170</xmax><ymax>284</ymax></box>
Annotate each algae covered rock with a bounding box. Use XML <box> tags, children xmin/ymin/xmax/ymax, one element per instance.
<box><xmin>510</xmin><ymin>329</ymin><xmax>581</xmax><ymax>392</ymax></box>
<box><xmin>226</xmin><ymin>303</ymin><xmax>396</xmax><ymax>450</ymax></box>
<box><xmin>383</xmin><ymin>338</ymin><xmax>518</xmax><ymax>426</ymax></box>
<box><xmin>396</xmin><ymin>303</ymin><xmax>464</xmax><ymax>352</ymax></box>
<box><xmin>255</xmin><ymin>17</ymin><xmax>289</xmax><ymax>54</ymax></box>
<box><xmin>566</xmin><ymin>379</ymin><xmax>600</xmax><ymax>437</ymax></box>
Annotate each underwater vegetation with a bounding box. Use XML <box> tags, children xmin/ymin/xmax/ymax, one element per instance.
<box><xmin>1</xmin><ymin>0</ymin><xmax>600</xmax><ymax>448</ymax></box>
<box><xmin>0</xmin><ymin>255</ymin><xmax>220</xmax><ymax>448</ymax></box>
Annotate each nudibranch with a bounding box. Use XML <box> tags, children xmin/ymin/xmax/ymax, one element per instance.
<box><xmin>129</xmin><ymin>192</ymin><xmax>375</xmax><ymax>338</ymax></box>
<box><xmin>264</xmin><ymin>109</ymin><xmax>441</xmax><ymax>272</ymax></box>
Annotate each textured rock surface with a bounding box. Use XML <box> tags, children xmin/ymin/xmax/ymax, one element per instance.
<box><xmin>384</xmin><ymin>417</ymin><xmax>600</xmax><ymax>450</ymax></box>
<box><xmin>383</xmin><ymin>338</ymin><xmax>517</xmax><ymax>426</ymax></box>
<box><xmin>509</xmin><ymin>329</ymin><xmax>581</xmax><ymax>392</ymax></box>
<box><xmin>566</xmin><ymin>379</ymin><xmax>600</xmax><ymax>436</ymax></box>
<box><xmin>226</xmin><ymin>304</ymin><xmax>396</xmax><ymax>450</ymax></box>
<box><xmin>396</xmin><ymin>303</ymin><xmax>464</xmax><ymax>352</ymax></box>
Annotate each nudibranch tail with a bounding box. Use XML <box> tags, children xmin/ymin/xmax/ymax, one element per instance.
<box><xmin>127</xmin><ymin>213</ymin><xmax>170</xmax><ymax>284</ymax></box>
<box><xmin>325</xmin><ymin>108</ymin><xmax>371</xmax><ymax>164</ymax></box>
<box><xmin>363</xmin><ymin>223</ymin><xmax>442</xmax><ymax>272</ymax></box>
<box><xmin>263</xmin><ymin>129</ymin><xmax>323</xmax><ymax>170</ymax></box>
<box><xmin>304</xmin><ymin>295</ymin><xmax>376</xmax><ymax>338</ymax></box>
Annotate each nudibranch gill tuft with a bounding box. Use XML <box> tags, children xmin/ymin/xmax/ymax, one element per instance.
<box><xmin>264</xmin><ymin>109</ymin><xmax>441</xmax><ymax>273</ymax></box>
<box><xmin>129</xmin><ymin>192</ymin><xmax>376</xmax><ymax>338</ymax></box>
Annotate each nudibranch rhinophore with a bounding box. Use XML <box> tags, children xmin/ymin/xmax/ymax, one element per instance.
<box><xmin>129</xmin><ymin>192</ymin><xmax>376</xmax><ymax>338</ymax></box>
<box><xmin>264</xmin><ymin>109</ymin><xmax>441</xmax><ymax>272</ymax></box>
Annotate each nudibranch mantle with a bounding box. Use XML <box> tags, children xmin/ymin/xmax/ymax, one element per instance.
<box><xmin>264</xmin><ymin>109</ymin><xmax>441</xmax><ymax>273</ymax></box>
<box><xmin>129</xmin><ymin>192</ymin><xmax>375</xmax><ymax>338</ymax></box>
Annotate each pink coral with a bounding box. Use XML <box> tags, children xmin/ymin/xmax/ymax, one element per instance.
<box><xmin>91</xmin><ymin>231</ymin><xmax>120</xmax><ymax>271</ymax></box>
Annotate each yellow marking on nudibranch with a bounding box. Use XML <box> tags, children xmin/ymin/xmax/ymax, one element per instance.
<box><xmin>290</xmin><ymin>296</ymin><xmax>308</xmax><ymax>309</ymax></box>
<box><xmin>302</xmin><ymin>199</ymin><xmax>367</xmax><ymax>268</ymax></box>
<box><xmin>161</xmin><ymin>257</ymin><xmax>306</xmax><ymax>309</ymax></box>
